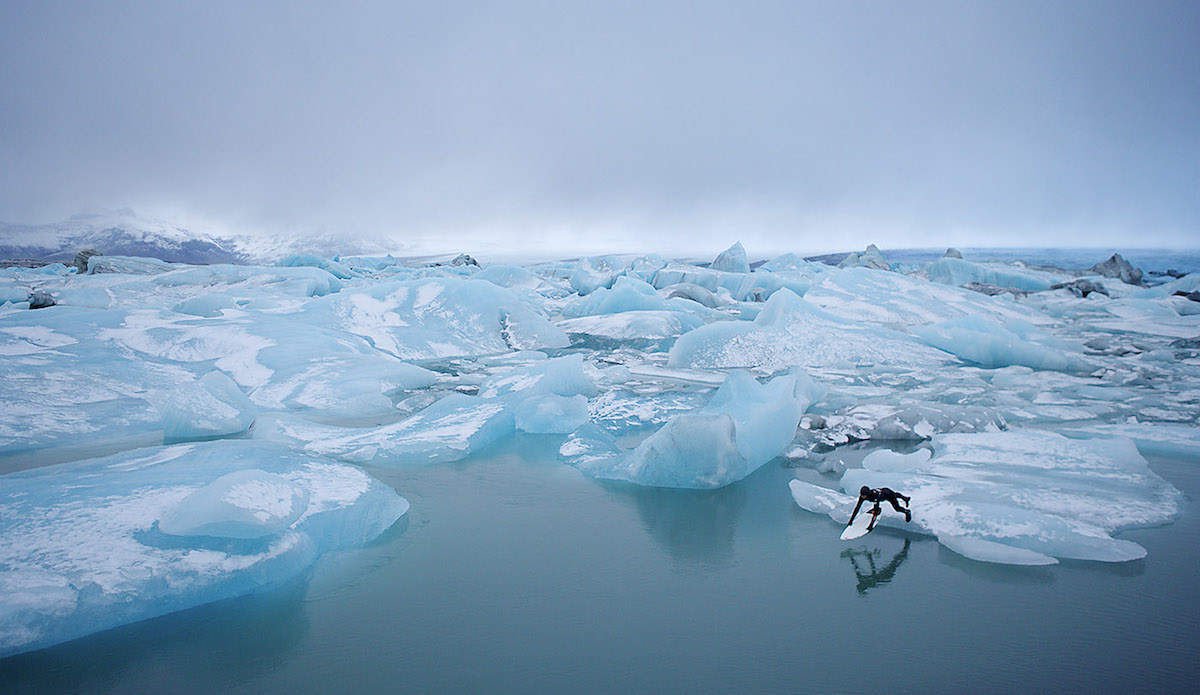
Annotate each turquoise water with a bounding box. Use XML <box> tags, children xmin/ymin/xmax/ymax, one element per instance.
<box><xmin>1</xmin><ymin>437</ymin><xmax>1197</xmax><ymax>693</ymax></box>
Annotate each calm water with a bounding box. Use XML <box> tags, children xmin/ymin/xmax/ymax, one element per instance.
<box><xmin>2</xmin><ymin>437</ymin><xmax>1197</xmax><ymax>694</ymax></box>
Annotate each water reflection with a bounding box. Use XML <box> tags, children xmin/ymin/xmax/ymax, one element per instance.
<box><xmin>841</xmin><ymin>539</ymin><xmax>910</xmax><ymax>595</ymax></box>
<box><xmin>620</xmin><ymin>482</ymin><xmax>747</xmax><ymax>564</ymax></box>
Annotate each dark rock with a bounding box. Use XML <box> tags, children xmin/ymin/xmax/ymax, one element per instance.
<box><xmin>944</xmin><ymin>247</ymin><xmax>963</xmax><ymax>259</ymax></box>
<box><xmin>1172</xmin><ymin>290</ymin><xmax>1200</xmax><ymax>303</ymax></box>
<box><xmin>27</xmin><ymin>290</ymin><xmax>56</xmax><ymax>309</ymax></box>
<box><xmin>1049</xmin><ymin>279</ymin><xmax>1109</xmax><ymax>298</ymax></box>
<box><xmin>450</xmin><ymin>253</ymin><xmax>480</xmax><ymax>267</ymax></box>
<box><xmin>73</xmin><ymin>248</ymin><xmax>101</xmax><ymax>274</ymax></box>
<box><xmin>1089</xmin><ymin>253</ymin><xmax>1143</xmax><ymax>286</ymax></box>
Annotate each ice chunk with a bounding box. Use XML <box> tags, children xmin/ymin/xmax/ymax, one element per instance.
<box><xmin>788</xmin><ymin>479</ymin><xmax>855</xmax><ymax>522</ymax></box>
<box><xmin>473</xmin><ymin>264</ymin><xmax>571</xmax><ymax>297</ymax></box>
<box><xmin>587</xmin><ymin>388</ymin><xmax>712</xmax><ymax>435</ymax></box>
<box><xmin>310</xmin><ymin>277</ymin><xmax>568</xmax><ymax>361</ymax></box>
<box><xmin>710</xmin><ymin>242</ymin><xmax>750</xmax><ymax>274</ymax></box>
<box><xmin>478</xmin><ymin>354</ymin><xmax>597</xmax><ymax>399</ymax></box>
<box><xmin>791</xmin><ymin>431</ymin><xmax>1182</xmax><ymax>564</ymax></box>
<box><xmin>938</xmin><ymin>535</ymin><xmax>1058</xmax><ymax>565</ymax></box>
<box><xmin>274</xmin><ymin>254</ymin><xmax>356</xmax><ymax>279</ymax></box>
<box><xmin>88</xmin><ymin>255</ymin><xmax>177</xmax><ymax>275</ymax></box>
<box><xmin>159</xmin><ymin>469</ymin><xmax>310</xmax><ymax>538</ymax></box>
<box><xmin>569</xmin><ymin>255</ymin><xmax>625</xmax><ymax>295</ymax></box>
<box><xmin>261</xmin><ymin>355</ymin><xmax>598</xmax><ymax>464</ymax></box>
<box><xmin>837</xmin><ymin>244</ymin><xmax>890</xmax><ymax>271</ymax></box>
<box><xmin>928</xmin><ymin>257</ymin><xmax>1067</xmax><ymax>291</ymax></box>
<box><xmin>759</xmin><ymin>253</ymin><xmax>821</xmax><ymax>273</ymax></box>
<box><xmin>256</xmin><ymin>393</ymin><xmax>516</xmax><ymax>464</ymax></box>
<box><xmin>557</xmin><ymin>310</ymin><xmax>704</xmax><ymax>343</ymax></box>
<box><xmin>172</xmin><ymin>292</ymin><xmax>238</xmax><ymax>317</ymax></box>
<box><xmin>669</xmin><ymin>288</ymin><xmax>949</xmax><ymax>372</ymax></box>
<box><xmin>625</xmin><ymin>254</ymin><xmax>669</xmax><ymax>283</ymax></box>
<box><xmin>661</xmin><ymin>282</ymin><xmax>726</xmax><ymax>308</ymax></box>
<box><xmin>0</xmin><ymin>286</ymin><xmax>29</xmax><ymax>306</ymax></box>
<box><xmin>913</xmin><ymin>316</ymin><xmax>1088</xmax><ymax>372</ymax></box>
<box><xmin>563</xmin><ymin>276</ymin><xmax>665</xmax><ymax>317</ymax></box>
<box><xmin>574</xmin><ymin>369</ymin><xmax>823</xmax><ymax>488</ymax></box>
<box><xmin>0</xmin><ymin>440</ymin><xmax>407</xmax><ymax>658</ymax></box>
<box><xmin>154</xmin><ymin>264</ymin><xmax>344</xmax><ymax>297</ymax></box>
<box><xmin>154</xmin><ymin>370</ymin><xmax>258</xmax><ymax>443</ymax></box>
<box><xmin>804</xmin><ymin>266</ymin><xmax>1043</xmax><ymax>328</ymax></box>
<box><xmin>515</xmin><ymin>394</ymin><xmax>590</xmax><ymax>434</ymax></box>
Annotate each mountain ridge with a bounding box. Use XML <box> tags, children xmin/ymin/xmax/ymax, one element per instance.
<box><xmin>0</xmin><ymin>211</ymin><xmax>397</xmax><ymax>265</ymax></box>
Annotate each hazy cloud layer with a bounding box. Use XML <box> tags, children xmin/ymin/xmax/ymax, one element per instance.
<box><xmin>2</xmin><ymin>1</ymin><xmax>1197</xmax><ymax>255</ymax></box>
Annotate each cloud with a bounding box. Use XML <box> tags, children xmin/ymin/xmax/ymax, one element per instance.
<box><xmin>2</xmin><ymin>1</ymin><xmax>1197</xmax><ymax>253</ymax></box>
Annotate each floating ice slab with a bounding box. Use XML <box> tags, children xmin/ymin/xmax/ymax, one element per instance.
<box><xmin>563</xmin><ymin>276</ymin><xmax>665</xmax><ymax>317</ymax></box>
<box><xmin>307</xmin><ymin>277</ymin><xmax>568</xmax><ymax>361</ymax></box>
<box><xmin>710</xmin><ymin>242</ymin><xmax>750</xmax><ymax>274</ymax></box>
<box><xmin>0</xmin><ymin>306</ymin><xmax>262</xmax><ymax>469</ymax></box>
<box><xmin>258</xmin><ymin>356</ymin><xmax>597</xmax><ymax>464</ymax></box>
<box><xmin>928</xmin><ymin>257</ymin><xmax>1069</xmax><ymax>291</ymax></box>
<box><xmin>789</xmin><ymin>430</ymin><xmax>1182</xmax><ymax>564</ymax></box>
<box><xmin>669</xmin><ymin>288</ymin><xmax>949</xmax><ymax>372</ymax></box>
<box><xmin>0</xmin><ymin>440</ymin><xmax>408</xmax><ymax>657</ymax></box>
<box><xmin>572</xmin><ymin>369</ymin><xmax>823</xmax><ymax>488</ymax></box>
<box><xmin>913</xmin><ymin>315</ymin><xmax>1089</xmax><ymax>372</ymax></box>
<box><xmin>804</xmin><ymin>266</ymin><xmax>1044</xmax><ymax>328</ymax></box>
<box><xmin>256</xmin><ymin>394</ymin><xmax>516</xmax><ymax>464</ymax></box>
<box><xmin>88</xmin><ymin>255</ymin><xmax>178</xmax><ymax>276</ymax></box>
<box><xmin>274</xmin><ymin>253</ymin><xmax>356</xmax><ymax>279</ymax></box>
<box><xmin>557</xmin><ymin>310</ymin><xmax>704</xmax><ymax>342</ymax></box>
<box><xmin>158</xmin><ymin>469</ymin><xmax>310</xmax><ymax>539</ymax></box>
<box><xmin>515</xmin><ymin>394</ymin><xmax>590</xmax><ymax>434</ymax></box>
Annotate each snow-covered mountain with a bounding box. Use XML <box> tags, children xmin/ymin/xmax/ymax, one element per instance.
<box><xmin>0</xmin><ymin>210</ymin><xmax>396</xmax><ymax>265</ymax></box>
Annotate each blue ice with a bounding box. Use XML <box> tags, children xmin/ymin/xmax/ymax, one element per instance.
<box><xmin>0</xmin><ymin>440</ymin><xmax>407</xmax><ymax>658</ymax></box>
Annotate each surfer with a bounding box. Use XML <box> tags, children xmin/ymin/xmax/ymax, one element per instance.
<box><xmin>849</xmin><ymin>486</ymin><xmax>912</xmax><ymax>529</ymax></box>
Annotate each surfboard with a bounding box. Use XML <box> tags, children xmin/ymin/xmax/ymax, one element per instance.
<box><xmin>840</xmin><ymin>509</ymin><xmax>877</xmax><ymax>541</ymax></box>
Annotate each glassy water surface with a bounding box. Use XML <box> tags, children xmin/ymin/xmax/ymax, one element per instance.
<box><xmin>2</xmin><ymin>437</ymin><xmax>1197</xmax><ymax>694</ymax></box>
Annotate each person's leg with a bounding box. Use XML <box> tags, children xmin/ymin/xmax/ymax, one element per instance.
<box><xmin>882</xmin><ymin>494</ymin><xmax>912</xmax><ymax>522</ymax></box>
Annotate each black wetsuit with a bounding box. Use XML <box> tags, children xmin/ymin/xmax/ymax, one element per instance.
<box><xmin>850</xmin><ymin>486</ymin><xmax>912</xmax><ymax>527</ymax></box>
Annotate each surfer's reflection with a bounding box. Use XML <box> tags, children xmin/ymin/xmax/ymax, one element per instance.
<box><xmin>840</xmin><ymin>539</ymin><xmax>910</xmax><ymax>595</ymax></box>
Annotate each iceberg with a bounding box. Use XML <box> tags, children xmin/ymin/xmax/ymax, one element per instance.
<box><xmin>928</xmin><ymin>257</ymin><xmax>1068</xmax><ymax>292</ymax></box>
<box><xmin>571</xmin><ymin>369</ymin><xmax>824</xmax><ymax>488</ymax></box>
<box><xmin>709</xmin><ymin>242</ymin><xmax>750</xmax><ymax>274</ymax></box>
<box><xmin>913</xmin><ymin>315</ymin><xmax>1090</xmax><ymax>372</ymax></box>
<box><xmin>669</xmin><ymin>288</ymin><xmax>950</xmax><ymax>372</ymax></box>
<box><xmin>274</xmin><ymin>253</ymin><xmax>356</xmax><ymax>280</ymax></box>
<box><xmin>837</xmin><ymin>244</ymin><xmax>891</xmax><ymax>271</ymax></box>
<box><xmin>257</xmin><ymin>355</ymin><xmax>597</xmax><ymax>464</ymax></box>
<box><xmin>515</xmin><ymin>394</ymin><xmax>590</xmax><ymax>434</ymax></box>
<box><xmin>307</xmin><ymin>277</ymin><xmax>569</xmax><ymax>361</ymax></box>
<box><xmin>557</xmin><ymin>310</ymin><xmax>704</xmax><ymax>345</ymax></box>
<box><xmin>789</xmin><ymin>430</ymin><xmax>1182</xmax><ymax>564</ymax></box>
<box><xmin>0</xmin><ymin>440</ymin><xmax>408</xmax><ymax>658</ymax></box>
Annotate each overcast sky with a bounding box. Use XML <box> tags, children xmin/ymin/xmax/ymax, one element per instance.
<box><xmin>1</xmin><ymin>1</ymin><xmax>1197</xmax><ymax>256</ymax></box>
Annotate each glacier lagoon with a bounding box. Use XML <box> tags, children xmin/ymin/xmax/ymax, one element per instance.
<box><xmin>1</xmin><ymin>245</ymin><xmax>1199</xmax><ymax>691</ymax></box>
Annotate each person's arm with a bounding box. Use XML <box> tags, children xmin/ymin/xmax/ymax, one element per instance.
<box><xmin>848</xmin><ymin>495</ymin><xmax>865</xmax><ymax>523</ymax></box>
<box><xmin>866</xmin><ymin>504</ymin><xmax>881</xmax><ymax>530</ymax></box>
